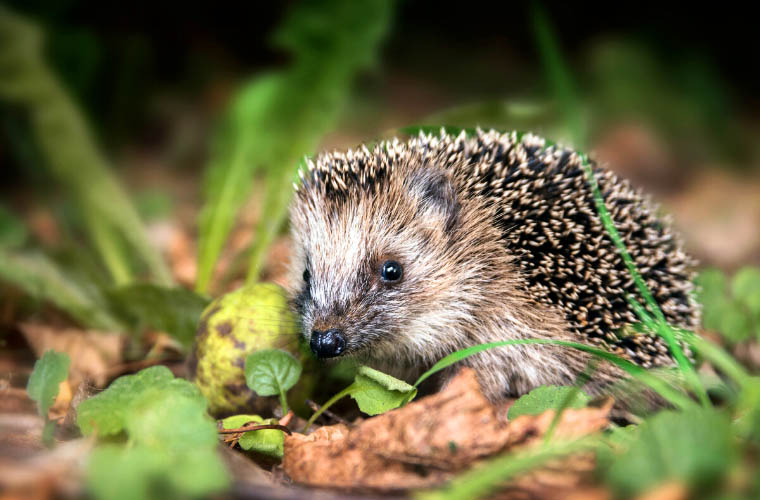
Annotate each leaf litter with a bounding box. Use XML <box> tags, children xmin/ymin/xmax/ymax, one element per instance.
<box><xmin>283</xmin><ymin>368</ymin><xmax>611</xmax><ymax>493</ymax></box>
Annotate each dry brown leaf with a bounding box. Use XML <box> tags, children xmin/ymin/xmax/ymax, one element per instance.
<box><xmin>496</xmin><ymin>452</ymin><xmax>606</xmax><ymax>500</ymax></box>
<box><xmin>19</xmin><ymin>323</ymin><xmax>123</xmax><ymax>387</ymax></box>
<box><xmin>283</xmin><ymin>368</ymin><xmax>611</xmax><ymax>492</ymax></box>
<box><xmin>634</xmin><ymin>481</ymin><xmax>688</xmax><ymax>500</ymax></box>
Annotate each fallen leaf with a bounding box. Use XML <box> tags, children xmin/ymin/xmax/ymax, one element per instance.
<box><xmin>634</xmin><ymin>481</ymin><xmax>688</xmax><ymax>500</ymax></box>
<box><xmin>19</xmin><ymin>323</ymin><xmax>123</xmax><ymax>387</ymax></box>
<box><xmin>283</xmin><ymin>368</ymin><xmax>611</xmax><ymax>492</ymax></box>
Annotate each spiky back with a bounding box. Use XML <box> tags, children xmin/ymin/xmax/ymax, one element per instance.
<box><xmin>297</xmin><ymin>129</ymin><xmax>699</xmax><ymax>368</ymax></box>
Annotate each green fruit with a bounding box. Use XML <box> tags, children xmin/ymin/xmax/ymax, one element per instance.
<box><xmin>188</xmin><ymin>283</ymin><xmax>305</xmax><ymax>416</ymax></box>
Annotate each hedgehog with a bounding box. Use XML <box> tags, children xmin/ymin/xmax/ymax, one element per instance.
<box><xmin>286</xmin><ymin>129</ymin><xmax>699</xmax><ymax>401</ymax></box>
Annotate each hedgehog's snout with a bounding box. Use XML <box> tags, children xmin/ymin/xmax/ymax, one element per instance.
<box><xmin>310</xmin><ymin>328</ymin><xmax>346</xmax><ymax>358</ymax></box>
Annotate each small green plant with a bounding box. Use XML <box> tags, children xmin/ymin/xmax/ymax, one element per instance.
<box><xmin>244</xmin><ymin>348</ymin><xmax>302</xmax><ymax>415</ymax></box>
<box><xmin>304</xmin><ymin>365</ymin><xmax>417</xmax><ymax>431</ymax></box>
<box><xmin>26</xmin><ymin>349</ymin><xmax>70</xmax><ymax>446</ymax></box>
<box><xmin>77</xmin><ymin>366</ymin><xmax>229</xmax><ymax>500</ymax></box>
<box><xmin>220</xmin><ymin>414</ymin><xmax>286</xmax><ymax>459</ymax></box>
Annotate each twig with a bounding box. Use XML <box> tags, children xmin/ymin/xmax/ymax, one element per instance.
<box><xmin>219</xmin><ymin>424</ymin><xmax>292</xmax><ymax>435</ymax></box>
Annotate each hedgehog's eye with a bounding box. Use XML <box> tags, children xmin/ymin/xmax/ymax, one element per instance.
<box><xmin>380</xmin><ymin>260</ymin><xmax>403</xmax><ymax>282</ymax></box>
<box><xmin>303</xmin><ymin>269</ymin><xmax>311</xmax><ymax>284</ymax></box>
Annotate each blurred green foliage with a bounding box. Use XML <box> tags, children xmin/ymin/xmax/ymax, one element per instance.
<box><xmin>107</xmin><ymin>284</ymin><xmax>210</xmax><ymax>349</ymax></box>
<box><xmin>196</xmin><ymin>0</ymin><xmax>395</xmax><ymax>292</ymax></box>
<box><xmin>605</xmin><ymin>408</ymin><xmax>736</xmax><ymax>498</ymax></box>
<box><xmin>0</xmin><ymin>5</ymin><xmax>172</xmax><ymax>285</ymax></box>
<box><xmin>78</xmin><ymin>366</ymin><xmax>229</xmax><ymax>500</ymax></box>
<box><xmin>585</xmin><ymin>40</ymin><xmax>750</xmax><ymax>163</ymax></box>
<box><xmin>697</xmin><ymin>267</ymin><xmax>760</xmax><ymax>344</ymax></box>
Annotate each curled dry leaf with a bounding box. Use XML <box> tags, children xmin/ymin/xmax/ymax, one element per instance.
<box><xmin>19</xmin><ymin>323</ymin><xmax>123</xmax><ymax>387</ymax></box>
<box><xmin>283</xmin><ymin>368</ymin><xmax>611</xmax><ymax>492</ymax></box>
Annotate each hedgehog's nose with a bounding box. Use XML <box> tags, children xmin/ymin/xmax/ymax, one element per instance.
<box><xmin>310</xmin><ymin>329</ymin><xmax>346</xmax><ymax>358</ymax></box>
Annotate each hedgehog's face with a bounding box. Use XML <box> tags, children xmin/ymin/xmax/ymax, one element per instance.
<box><xmin>288</xmin><ymin>167</ymin><xmax>468</xmax><ymax>363</ymax></box>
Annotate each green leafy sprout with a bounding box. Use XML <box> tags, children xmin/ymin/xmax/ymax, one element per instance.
<box><xmin>244</xmin><ymin>348</ymin><xmax>302</xmax><ymax>415</ymax></box>
<box><xmin>77</xmin><ymin>366</ymin><xmax>229</xmax><ymax>500</ymax></box>
<box><xmin>26</xmin><ymin>349</ymin><xmax>71</xmax><ymax>447</ymax></box>
<box><xmin>304</xmin><ymin>365</ymin><xmax>417</xmax><ymax>431</ymax></box>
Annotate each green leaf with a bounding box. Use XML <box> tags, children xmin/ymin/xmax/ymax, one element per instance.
<box><xmin>87</xmin><ymin>444</ymin><xmax>228</xmax><ymax>500</ymax></box>
<box><xmin>86</xmin><ymin>404</ymin><xmax>228</xmax><ymax>500</ymax></box>
<box><xmin>736</xmin><ymin>376</ymin><xmax>760</xmax><ymax>443</ymax></box>
<box><xmin>77</xmin><ymin>365</ymin><xmax>205</xmax><ymax>436</ymax></box>
<box><xmin>350</xmin><ymin>366</ymin><xmax>417</xmax><ymax>416</ymax></box>
<box><xmin>108</xmin><ymin>284</ymin><xmax>210</xmax><ymax>348</ymax></box>
<box><xmin>221</xmin><ymin>414</ymin><xmax>285</xmax><ymax>459</ymax></box>
<box><xmin>696</xmin><ymin>268</ymin><xmax>728</xmax><ymax>306</ymax></box>
<box><xmin>244</xmin><ymin>348</ymin><xmax>302</xmax><ymax>397</ymax></box>
<box><xmin>304</xmin><ymin>365</ymin><xmax>417</xmax><ymax>431</ymax></box>
<box><xmin>27</xmin><ymin>349</ymin><xmax>70</xmax><ymax>417</ymax></box>
<box><xmin>81</xmin><ymin>365</ymin><xmax>229</xmax><ymax>500</ymax></box>
<box><xmin>508</xmin><ymin>385</ymin><xmax>591</xmax><ymax>420</ymax></box>
<box><xmin>221</xmin><ymin>414</ymin><xmax>262</xmax><ymax>430</ymax></box>
<box><xmin>238</xmin><ymin>425</ymin><xmax>284</xmax><ymax>459</ymax></box>
<box><xmin>86</xmin><ymin>445</ymin><xmax>163</xmax><ymax>500</ymax></box>
<box><xmin>606</xmin><ymin>408</ymin><xmax>735</xmax><ymax>497</ymax></box>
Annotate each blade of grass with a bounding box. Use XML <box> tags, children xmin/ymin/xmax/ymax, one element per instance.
<box><xmin>195</xmin><ymin>75</ymin><xmax>280</xmax><ymax>292</ymax></box>
<box><xmin>530</xmin><ymin>1</ymin><xmax>586</xmax><ymax>144</ymax></box>
<box><xmin>413</xmin><ymin>339</ymin><xmax>695</xmax><ymax>411</ymax></box>
<box><xmin>83</xmin><ymin>209</ymin><xmax>131</xmax><ymax>286</ymax></box>
<box><xmin>530</xmin><ymin>1</ymin><xmax>707</xmax><ymax>406</ymax></box>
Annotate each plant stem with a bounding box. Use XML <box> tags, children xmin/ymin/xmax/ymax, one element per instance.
<box><xmin>279</xmin><ymin>390</ymin><xmax>289</xmax><ymax>417</ymax></box>
<box><xmin>303</xmin><ymin>385</ymin><xmax>355</xmax><ymax>433</ymax></box>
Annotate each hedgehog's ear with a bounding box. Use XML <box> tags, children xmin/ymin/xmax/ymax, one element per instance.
<box><xmin>407</xmin><ymin>168</ymin><xmax>459</xmax><ymax>231</ymax></box>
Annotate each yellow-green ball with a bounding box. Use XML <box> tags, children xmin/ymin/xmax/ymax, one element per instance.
<box><xmin>188</xmin><ymin>283</ymin><xmax>303</xmax><ymax>416</ymax></box>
